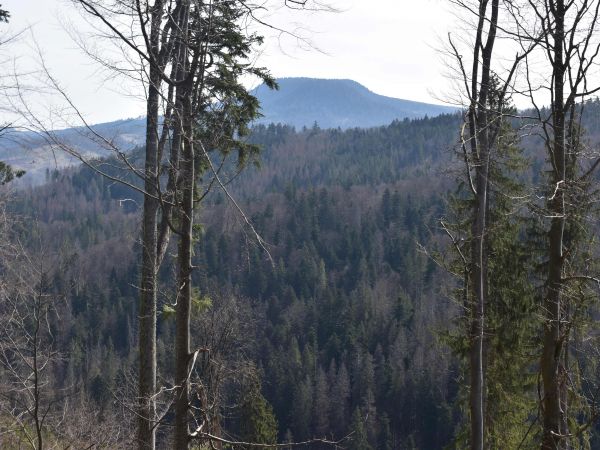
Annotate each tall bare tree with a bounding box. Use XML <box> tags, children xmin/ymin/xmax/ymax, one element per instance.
<box><xmin>448</xmin><ymin>2</ymin><xmax>500</xmax><ymax>448</ymax></box>
<box><xmin>514</xmin><ymin>1</ymin><xmax>600</xmax><ymax>447</ymax></box>
<box><xmin>69</xmin><ymin>2</ymin><xmax>185</xmax><ymax>447</ymax></box>
<box><xmin>0</xmin><ymin>234</ymin><xmax>64</xmax><ymax>450</ymax></box>
<box><xmin>446</xmin><ymin>1</ymin><xmax>535</xmax><ymax>447</ymax></box>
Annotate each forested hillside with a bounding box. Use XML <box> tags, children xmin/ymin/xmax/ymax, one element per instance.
<box><xmin>0</xmin><ymin>79</ymin><xmax>455</xmax><ymax>187</ymax></box>
<box><xmin>5</xmin><ymin>0</ymin><xmax>600</xmax><ymax>448</ymax></box>
<box><xmin>7</xmin><ymin>113</ymin><xmax>463</xmax><ymax>448</ymax></box>
<box><xmin>8</xmin><ymin>91</ymin><xmax>600</xmax><ymax>447</ymax></box>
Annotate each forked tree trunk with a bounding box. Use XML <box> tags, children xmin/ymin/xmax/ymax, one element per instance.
<box><xmin>468</xmin><ymin>2</ymin><xmax>498</xmax><ymax>449</ymax></box>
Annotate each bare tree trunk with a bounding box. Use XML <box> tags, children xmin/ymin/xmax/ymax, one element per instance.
<box><xmin>174</xmin><ymin>78</ymin><xmax>194</xmax><ymax>448</ymax></box>
<box><xmin>138</xmin><ymin>3</ymin><xmax>165</xmax><ymax>449</ymax></box>
<box><xmin>469</xmin><ymin>144</ymin><xmax>488</xmax><ymax>450</ymax></box>
<box><xmin>467</xmin><ymin>2</ymin><xmax>498</xmax><ymax>449</ymax></box>
<box><xmin>173</xmin><ymin>1</ymin><xmax>192</xmax><ymax>444</ymax></box>
<box><xmin>541</xmin><ymin>2</ymin><xmax>567</xmax><ymax>448</ymax></box>
<box><xmin>33</xmin><ymin>288</ymin><xmax>43</xmax><ymax>450</ymax></box>
<box><xmin>157</xmin><ymin>2</ymin><xmax>187</xmax><ymax>268</ymax></box>
<box><xmin>138</xmin><ymin>81</ymin><xmax>159</xmax><ymax>450</ymax></box>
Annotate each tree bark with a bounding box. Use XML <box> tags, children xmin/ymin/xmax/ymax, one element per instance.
<box><xmin>174</xmin><ymin>1</ymin><xmax>192</xmax><ymax>444</ymax></box>
<box><xmin>541</xmin><ymin>1</ymin><xmax>567</xmax><ymax>448</ymax></box>
<box><xmin>467</xmin><ymin>2</ymin><xmax>498</xmax><ymax>449</ymax></box>
<box><xmin>33</xmin><ymin>290</ymin><xmax>43</xmax><ymax>450</ymax></box>
<box><xmin>174</xmin><ymin>80</ymin><xmax>194</xmax><ymax>448</ymax></box>
<box><xmin>137</xmin><ymin>3</ymin><xmax>165</xmax><ymax>449</ymax></box>
<box><xmin>156</xmin><ymin>2</ymin><xmax>187</xmax><ymax>268</ymax></box>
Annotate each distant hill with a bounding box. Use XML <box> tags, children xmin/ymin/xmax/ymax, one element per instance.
<box><xmin>0</xmin><ymin>78</ymin><xmax>457</xmax><ymax>184</ymax></box>
<box><xmin>251</xmin><ymin>78</ymin><xmax>456</xmax><ymax>129</ymax></box>
<box><xmin>0</xmin><ymin>118</ymin><xmax>147</xmax><ymax>185</ymax></box>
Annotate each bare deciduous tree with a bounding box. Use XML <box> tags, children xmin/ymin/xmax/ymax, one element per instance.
<box><xmin>514</xmin><ymin>1</ymin><xmax>600</xmax><ymax>447</ymax></box>
<box><xmin>446</xmin><ymin>1</ymin><xmax>535</xmax><ymax>447</ymax></box>
<box><xmin>0</xmin><ymin>222</ymin><xmax>65</xmax><ymax>449</ymax></box>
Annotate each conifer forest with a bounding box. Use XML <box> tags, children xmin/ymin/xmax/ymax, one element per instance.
<box><xmin>4</xmin><ymin>1</ymin><xmax>600</xmax><ymax>449</ymax></box>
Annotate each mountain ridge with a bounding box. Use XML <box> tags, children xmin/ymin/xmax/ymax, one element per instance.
<box><xmin>0</xmin><ymin>77</ymin><xmax>458</xmax><ymax>184</ymax></box>
<box><xmin>251</xmin><ymin>77</ymin><xmax>456</xmax><ymax>129</ymax></box>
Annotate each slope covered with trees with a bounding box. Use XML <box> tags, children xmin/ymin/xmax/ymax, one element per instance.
<box><xmin>5</xmin><ymin>112</ymin><xmax>462</xmax><ymax>448</ymax></box>
<box><xmin>5</xmin><ymin>1</ymin><xmax>600</xmax><ymax>448</ymax></box>
<box><xmin>9</xmin><ymin>96</ymin><xmax>600</xmax><ymax>447</ymax></box>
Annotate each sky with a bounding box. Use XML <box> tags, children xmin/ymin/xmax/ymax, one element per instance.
<box><xmin>2</xmin><ymin>0</ymin><xmax>454</xmax><ymax>125</ymax></box>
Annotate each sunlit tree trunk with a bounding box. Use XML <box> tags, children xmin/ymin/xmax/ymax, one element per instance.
<box><xmin>466</xmin><ymin>2</ymin><xmax>498</xmax><ymax>448</ymax></box>
<box><xmin>173</xmin><ymin>1</ymin><xmax>193</xmax><ymax>445</ymax></box>
<box><xmin>138</xmin><ymin>2</ymin><xmax>165</xmax><ymax>449</ymax></box>
<box><xmin>174</xmin><ymin>81</ymin><xmax>194</xmax><ymax>449</ymax></box>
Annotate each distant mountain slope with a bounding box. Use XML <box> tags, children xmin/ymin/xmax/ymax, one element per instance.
<box><xmin>0</xmin><ymin>78</ymin><xmax>457</xmax><ymax>184</ymax></box>
<box><xmin>0</xmin><ymin>117</ymin><xmax>147</xmax><ymax>185</ymax></box>
<box><xmin>252</xmin><ymin>78</ymin><xmax>456</xmax><ymax>129</ymax></box>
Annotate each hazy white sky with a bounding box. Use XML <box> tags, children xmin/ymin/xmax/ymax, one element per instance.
<box><xmin>2</xmin><ymin>0</ymin><xmax>453</xmax><ymax>124</ymax></box>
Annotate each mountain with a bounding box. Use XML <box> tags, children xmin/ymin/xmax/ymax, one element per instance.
<box><xmin>0</xmin><ymin>78</ymin><xmax>456</xmax><ymax>184</ymax></box>
<box><xmin>251</xmin><ymin>77</ymin><xmax>457</xmax><ymax>129</ymax></box>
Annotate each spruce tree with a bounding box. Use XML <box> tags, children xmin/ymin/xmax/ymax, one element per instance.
<box><xmin>443</xmin><ymin>81</ymin><xmax>537</xmax><ymax>447</ymax></box>
<box><xmin>170</xmin><ymin>0</ymin><xmax>275</xmax><ymax>446</ymax></box>
<box><xmin>0</xmin><ymin>161</ymin><xmax>24</xmax><ymax>185</ymax></box>
<box><xmin>238</xmin><ymin>379</ymin><xmax>278</xmax><ymax>450</ymax></box>
<box><xmin>0</xmin><ymin>4</ymin><xmax>8</xmax><ymax>22</ymax></box>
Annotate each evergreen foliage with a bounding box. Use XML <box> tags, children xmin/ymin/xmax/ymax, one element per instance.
<box><xmin>7</xmin><ymin>100</ymin><xmax>600</xmax><ymax>447</ymax></box>
<box><xmin>0</xmin><ymin>4</ymin><xmax>8</xmax><ymax>22</ymax></box>
<box><xmin>237</xmin><ymin>377</ymin><xmax>278</xmax><ymax>449</ymax></box>
<box><xmin>442</xmin><ymin>90</ymin><xmax>539</xmax><ymax>447</ymax></box>
<box><xmin>6</xmin><ymin>116</ymin><xmax>458</xmax><ymax>448</ymax></box>
<box><xmin>0</xmin><ymin>161</ymin><xmax>25</xmax><ymax>185</ymax></box>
